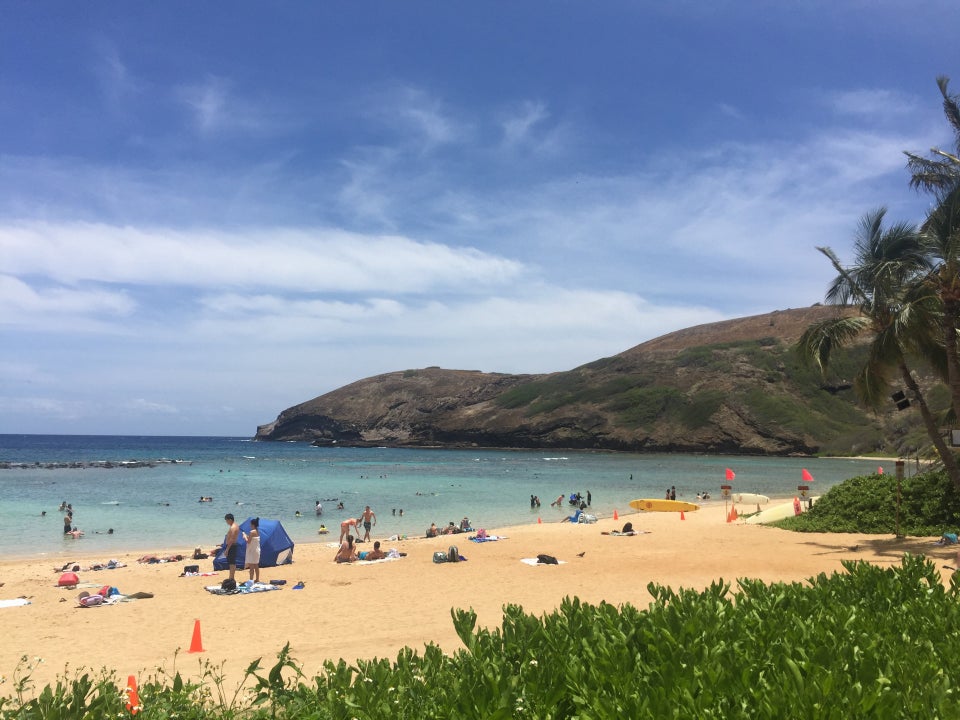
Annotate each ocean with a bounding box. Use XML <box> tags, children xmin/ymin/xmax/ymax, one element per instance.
<box><xmin>0</xmin><ymin>435</ymin><xmax>889</xmax><ymax>559</ymax></box>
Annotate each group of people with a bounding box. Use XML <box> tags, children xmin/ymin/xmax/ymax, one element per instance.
<box><xmin>555</xmin><ymin>491</ymin><xmax>591</xmax><ymax>510</ymax></box>
<box><xmin>425</xmin><ymin>517</ymin><xmax>471</xmax><ymax>538</ymax></box>
<box><xmin>222</xmin><ymin>513</ymin><xmax>261</xmax><ymax>583</ymax></box>
<box><xmin>60</xmin><ymin>502</ymin><xmax>81</xmax><ymax>536</ymax></box>
<box><xmin>334</xmin><ymin>505</ymin><xmax>380</xmax><ymax>563</ymax></box>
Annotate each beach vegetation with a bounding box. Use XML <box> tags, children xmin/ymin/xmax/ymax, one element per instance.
<box><xmin>797</xmin><ymin>207</ymin><xmax>960</xmax><ymax>487</ymax></box>
<box><xmin>777</xmin><ymin>467</ymin><xmax>960</xmax><ymax>535</ymax></box>
<box><xmin>5</xmin><ymin>556</ymin><xmax>960</xmax><ymax>718</ymax></box>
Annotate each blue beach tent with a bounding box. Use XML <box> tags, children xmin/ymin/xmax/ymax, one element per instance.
<box><xmin>213</xmin><ymin>517</ymin><xmax>294</xmax><ymax>570</ymax></box>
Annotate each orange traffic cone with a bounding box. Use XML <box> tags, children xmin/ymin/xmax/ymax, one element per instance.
<box><xmin>613</xmin><ymin>509</ymin><xmax>619</xmax><ymax>520</ymax></box>
<box><xmin>728</xmin><ymin>507</ymin><xmax>738</xmax><ymax>523</ymax></box>
<box><xmin>680</xmin><ymin>511</ymin><xmax>685</xmax><ymax>520</ymax></box>
<box><xmin>537</xmin><ymin>516</ymin><xmax>542</xmax><ymax>524</ymax></box>
<box><xmin>125</xmin><ymin>674</ymin><xmax>140</xmax><ymax>715</ymax></box>
<box><xmin>189</xmin><ymin>619</ymin><xmax>204</xmax><ymax>653</ymax></box>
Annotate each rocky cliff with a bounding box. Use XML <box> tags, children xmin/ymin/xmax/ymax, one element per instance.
<box><xmin>255</xmin><ymin>306</ymin><xmax>916</xmax><ymax>456</ymax></box>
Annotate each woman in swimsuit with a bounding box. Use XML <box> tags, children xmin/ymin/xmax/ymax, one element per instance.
<box><xmin>334</xmin><ymin>534</ymin><xmax>358</xmax><ymax>563</ymax></box>
<box><xmin>243</xmin><ymin>517</ymin><xmax>261</xmax><ymax>582</ymax></box>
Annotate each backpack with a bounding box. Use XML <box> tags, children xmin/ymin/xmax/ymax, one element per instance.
<box><xmin>79</xmin><ymin>594</ymin><xmax>103</xmax><ymax>607</ymax></box>
<box><xmin>58</xmin><ymin>572</ymin><xmax>79</xmax><ymax>587</ymax></box>
<box><xmin>221</xmin><ymin>578</ymin><xmax>237</xmax><ymax>591</ymax></box>
<box><xmin>447</xmin><ymin>546</ymin><xmax>460</xmax><ymax>563</ymax></box>
<box><xmin>432</xmin><ymin>551</ymin><xmax>448</xmax><ymax>564</ymax></box>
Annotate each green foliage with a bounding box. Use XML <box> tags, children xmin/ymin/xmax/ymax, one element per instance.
<box><xmin>614</xmin><ymin>386</ymin><xmax>684</xmax><ymax>428</ymax></box>
<box><xmin>9</xmin><ymin>558</ymin><xmax>960</xmax><ymax>718</ymax></box>
<box><xmin>674</xmin><ymin>390</ymin><xmax>725</xmax><ymax>428</ymax></box>
<box><xmin>778</xmin><ymin>468</ymin><xmax>960</xmax><ymax>534</ymax></box>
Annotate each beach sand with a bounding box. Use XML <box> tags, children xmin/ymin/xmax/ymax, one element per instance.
<box><xmin>0</xmin><ymin>501</ymin><xmax>947</xmax><ymax>693</ymax></box>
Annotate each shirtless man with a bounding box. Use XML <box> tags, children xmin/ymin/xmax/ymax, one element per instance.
<box><xmin>359</xmin><ymin>505</ymin><xmax>377</xmax><ymax>542</ymax></box>
<box><xmin>224</xmin><ymin>513</ymin><xmax>240</xmax><ymax>581</ymax></box>
<box><xmin>364</xmin><ymin>540</ymin><xmax>386</xmax><ymax>560</ymax></box>
<box><xmin>339</xmin><ymin>517</ymin><xmax>359</xmax><ymax>544</ymax></box>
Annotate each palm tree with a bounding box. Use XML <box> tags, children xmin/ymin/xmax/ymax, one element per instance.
<box><xmin>918</xmin><ymin>187</ymin><xmax>960</xmax><ymax>421</ymax></box>
<box><xmin>905</xmin><ymin>76</ymin><xmax>960</xmax><ymax>200</ymax></box>
<box><xmin>798</xmin><ymin>208</ymin><xmax>960</xmax><ymax>488</ymax></box>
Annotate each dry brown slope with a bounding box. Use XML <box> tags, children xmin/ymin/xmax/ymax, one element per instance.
<box><xmin>255</xmin><ymin>305</ymin><xmax>876</xmax><ymax>454</ymax></box>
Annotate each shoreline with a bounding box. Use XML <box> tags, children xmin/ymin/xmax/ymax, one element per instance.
<box><xmin>1</xmin><ymin>503</ymin><xmax>948</xmax><ymax>693</ymax></box>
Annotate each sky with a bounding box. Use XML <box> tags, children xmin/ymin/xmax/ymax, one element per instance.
<box><xmin>1</xmin><ymin>2</ymin><xmax>958</xmax><ymax>436</ymax></box>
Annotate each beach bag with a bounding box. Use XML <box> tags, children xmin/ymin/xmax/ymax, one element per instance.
<box><xmin>447</xmin><ymin>546</ymin><xmax>460</xmax><ymax>563</ymax></box>
<box><xmin>58</xmin><ymin>572</ymin><xmax>79</xmax><ymax>587</ymax></box>
<box><xmin>184</xmin><ymin>564</ymin><xmax>200</xmax><ymax>574</ymax></box>
<box><xmin>221</xmin><ymin>578</ymin><xmax>237</xmax><ymax>591</ymax></box>
<box><xmin>537</xmin><ymin>554</ymin><xmax>559</xmax><ymax>565</ymax></box>
<box><xmin>432</xmin><ymin>551</ymin><xmax>448</xmax><ymax>564</ymax></box>
<box><xmin>79</xmin><ymin>594</ymin><xmax>103</xmax><ymax>607</ymax></box>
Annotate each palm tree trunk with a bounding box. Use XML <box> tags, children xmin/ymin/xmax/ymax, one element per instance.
<box><xmin>901</xmin><ymin>361</ymin><xmax>960</xmax><ymax>489</ymax></box>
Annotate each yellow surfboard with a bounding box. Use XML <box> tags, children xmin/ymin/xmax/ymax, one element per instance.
<box><xmin>629</xmin><ymin>498</ymin><xmax>700</xmax><ymax>513</ymax></box>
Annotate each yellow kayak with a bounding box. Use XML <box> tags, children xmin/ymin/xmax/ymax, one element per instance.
<box><xmin>629</xmin><ymin>498</ymin><xmax>700</xmax><ymax>513</ymax></box>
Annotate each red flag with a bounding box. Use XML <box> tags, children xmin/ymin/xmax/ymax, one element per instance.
<box><xmin>801</xmin><ymin>468</ymin><xmax>814</xmax><ymax>482</ymax></box>
<box><xmin>725</xmin><ymin>468</ymin><xmax>735</xmax><ymax>481</ymax></box>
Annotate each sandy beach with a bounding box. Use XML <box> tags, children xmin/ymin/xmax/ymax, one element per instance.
<box><xmin>0</xmin><ymin>501</ymin><xmax>947</xmax><ymax>693</ymax></box>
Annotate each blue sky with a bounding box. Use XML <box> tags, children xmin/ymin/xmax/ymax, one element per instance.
<box><xmin>1</xmin><ymin>2</ymin><xmax>957</xmax><ymax>436</ymax></box>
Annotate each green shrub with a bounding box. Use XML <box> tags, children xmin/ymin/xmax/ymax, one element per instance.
<box><xmin>777</xmin><ymin>468</ymin><xmax>960</xmax><ymax>535</ymax></box>
<box><xmin>7</xmin><ymin>557</ymin><xmax>960</xmax><ymax>718</ymax></box>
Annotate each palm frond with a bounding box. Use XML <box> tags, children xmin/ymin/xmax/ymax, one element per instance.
<box><xmin>796</xmin><ymin>316</ymin><xmax>868</xmax><ymax>373</ymax></box>
<box><xmin>853</xmin><ymin>357</ymin><xmax>894</xmax><ymax>410</ymax></box>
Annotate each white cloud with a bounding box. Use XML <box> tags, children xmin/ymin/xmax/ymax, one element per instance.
<box><xmin>0</xmin><ymin>274</ymin><xmax>135</xmax><ymax>325</ymax></box>
<box><xmin>827</xmin><ymin>88</ymin><xmax>917</xmax><ymax>118</ymax></box>
<box><xmin>502</xmin><ymin>100</ymin><xmax>549</xmax><ymax>145</ymax></box>
<box><xmin>0</xmin><ymin>223</ymin><xmax>525</xmax><ymax>293</ymax></box>
<box><xmin>127</xmin><ymin>398</ymin><xmax>179</xmax><ymax>415</ymax></box>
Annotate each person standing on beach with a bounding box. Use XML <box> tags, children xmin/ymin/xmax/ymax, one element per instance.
<box><xmin>243</xmin><ymin>517</ymin><xmax>261</xmax><ymax>582</ymax></box>
<box><xmin>224</xmin><ymin>513</ymin><xmax>240</xmax><ymax>582</ymax></box>
<box><xmin>359</xmin><ymin>505</ymin><xmax>377</xmax><ymax>542</ymax></box>
<box><xmin>670</xmin><ymin>486</ymin><xmax>677</xmax><ymax>501</ymax></box>
<box><xmin>340</xmin><ymin>517</ymin><xmax>360</xmax><ymax>544</ymax></box>
<box><xmin>587</xmin><ymin>490</ymin><xmax>592</xmax><ymax>507</ymax></box>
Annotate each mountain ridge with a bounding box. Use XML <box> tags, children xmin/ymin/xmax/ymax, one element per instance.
<box><xmin>255</xmin><ymin>306</ymin><xmax>908</xmax><ymax>456</ymax></box>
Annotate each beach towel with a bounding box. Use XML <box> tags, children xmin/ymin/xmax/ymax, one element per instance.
<box><xmin>204</xmin><ymin>582</ymin><xmax>281</xmax><ymax>596</ymax></box>
<box><xmin>601</xmin><ymin>530</ymin><xmax>649</xmax><ymax>536</ymax></box>
<box><xmin>0</xmin><ymin>598</ymin><xmax>31</xmax><ymax>608</ymax></box>
<box><xmin>355</xmin><ymin>556</ymin><xmax>402</xmax><ymax>565</ymax></box>
<box><xmin>521</xmin><ymin>557</ymin><xmax>567</xmax><ymax>566</ymax></box>
<box><xmin>469</xmin><ymin>534</ymin><xmax>507</xmax><ymax>543</ymax></box>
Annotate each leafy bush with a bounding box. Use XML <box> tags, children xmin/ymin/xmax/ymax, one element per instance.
<box><xmin>6</xmin><ymin>558</ymin><xmax>960</xmax><ymax>718</ymax></box>
<box><xmin>777</xmin><ymin>468</ymin><xmax>960</xmax><ymax>535</ymax></box>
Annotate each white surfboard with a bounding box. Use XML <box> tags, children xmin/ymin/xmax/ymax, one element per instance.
<box><xmin>732</xmin><ymin>493</ymin><xmax>770</xmax><ymax>505</ymax></box>
<box><xmin>744</xmin><ymin>500</ymin><xmax>801</xmax><ymax>524</ymax></box>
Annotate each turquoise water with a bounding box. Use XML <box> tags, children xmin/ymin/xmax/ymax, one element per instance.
<box><xmin>0</xmin><ymin>435</ymin><xmax>888</xmax><ymax>559</ymax></box>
